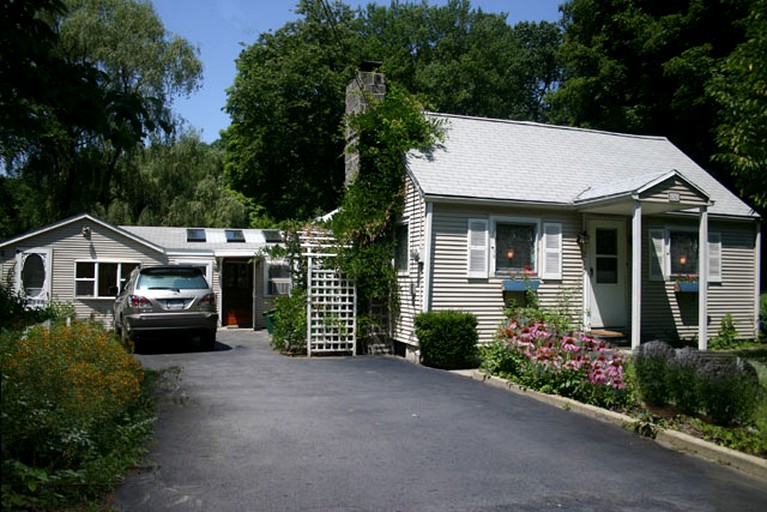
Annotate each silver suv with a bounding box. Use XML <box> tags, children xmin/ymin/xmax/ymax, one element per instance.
<box><xmin>113</xmin><ymin>265</ymin><xmax>218</xmax><ymax>350</ymax></box>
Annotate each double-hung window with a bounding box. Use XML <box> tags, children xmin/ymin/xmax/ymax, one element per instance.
<box><xmin>649</xmin><ymin>228</ymin><xmax>722</xmax><ymax>282</ymax></box>
<box><xmin>75</xmin><ymin>261</ymin><xmax>139</xmax><ymax>298</ymax></box>
<box><xmin>467</xmin><ymin>217</ymin><xmax>562</xmax><ymax>280</ymax></box>
<box><xmin>494</xmin><ymin>221</ymin><xmax>536</xmax><ymax>274</ymax></box>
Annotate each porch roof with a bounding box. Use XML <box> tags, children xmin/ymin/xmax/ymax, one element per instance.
<box><xmin>407</xmin><ymin>114</ymin><xmax>757</xmax><ymax>218</ymax></box>
<box><xmin>573</xmin><ymin>170</ymin><xmax>710</xmax><ymax>215</ymax></box>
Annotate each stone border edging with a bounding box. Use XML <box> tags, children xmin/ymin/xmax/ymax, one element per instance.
<box><xmin>467</xmin><ymin>370</ymin><xmax>767</xmax><ymax>482</ymax></box>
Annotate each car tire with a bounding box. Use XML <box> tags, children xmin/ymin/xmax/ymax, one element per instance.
<box><xmin>201</xmin><ymin>329</ymin><xmax>216</xmax><ymax>351</ymax></box>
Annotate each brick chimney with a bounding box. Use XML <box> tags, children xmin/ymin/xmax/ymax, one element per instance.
<box><xmin>344</xmin><ymin>61</ymin><xmax>386</xmax><ymax>187</ymax></box>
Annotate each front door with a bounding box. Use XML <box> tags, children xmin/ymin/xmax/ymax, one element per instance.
<box><xmin>586</xmin><ymin>219</ymin><xmax>627</xmax><ymax>329</ymax></box>
<box><xmin>222</xmin><ymin>260</ymin><xmax>254</xmax><ymax>328</ymax></box>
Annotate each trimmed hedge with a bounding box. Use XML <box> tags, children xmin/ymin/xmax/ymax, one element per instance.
<box><xmin>415</xmin><ymin>310</ymin><xmax>478</xmax><ymax>370</ymax></box>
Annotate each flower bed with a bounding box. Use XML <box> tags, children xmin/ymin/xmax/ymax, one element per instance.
<box><xmin>481</xmin><ymin>312</ymin><xmax>633</xmax><ymax>410</ymax></box>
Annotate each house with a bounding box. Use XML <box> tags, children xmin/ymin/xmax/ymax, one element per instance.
<box><xmin>0</xmin><ymin>214</ymin><xmax>288</xmax><ymax>329</ymax></box>
<box><xmin>389</xmin><ymin>109</ymin><xmax>761</xmax><ymax>359</ymax></box>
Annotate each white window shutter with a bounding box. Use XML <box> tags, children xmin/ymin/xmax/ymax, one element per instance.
<box><xmin>708</xmin><ymin>232</ymin><xmax>722</xmax><ymax>282</ymax></box>
<box><xmin>467</xmin><ymin>219</ymin><xmax>489</xmax><ymax>278</ymax></box>
<box><xmin>648</xmin><ymin>229</ymin><xmax>666</xmax><ymax>281</ymax></box>
<box><xmin>541</xmin><ymin>223</ymin><xmax>562</xmax><ymax>280</ymax></box>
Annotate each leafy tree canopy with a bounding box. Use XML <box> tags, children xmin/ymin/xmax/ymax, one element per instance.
<box><xmin>550</xmin><ymin>0</ymin><xmax>755</xmax><ymax>186</ymax></box>
<box><xmin>709</xmin><ymin>0</ymin><xmax>767</xmax><ymax>209</ymax></box>
<box><xmin>97</xmin><ymin>131</ymin><xmax>250</xmax><ymax>228</ymax></box>
<box><xmin>223</xmin><ymin>0</ymin><xmax>562</xmax><ymax>223</ymax></box>
<box><xmin>0</xmin><ymin>0</ymin><xmax>203</xmax><ymax>238</ymax></box>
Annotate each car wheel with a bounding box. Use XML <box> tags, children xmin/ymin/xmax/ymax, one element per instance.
<box><xmin>201</xmin><ymin>329</ymin><xmax>216</xmax><ymax>351</ymax></box>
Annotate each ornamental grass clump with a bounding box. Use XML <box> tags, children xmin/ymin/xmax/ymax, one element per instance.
<box><xmin>1</xmin><ymin>321</ymin><xmax>150</xmax><ymax>509</ymax></box>
<box><xmin>482</xmin><ymin>312</ymin><xmax>632</xmax><ymax>409</ymax></box>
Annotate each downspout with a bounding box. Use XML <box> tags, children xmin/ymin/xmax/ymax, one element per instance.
<box><xmin>422</xmin><ymin>201</ymin><xmax>434</xmax><ymax>313</ymax></box>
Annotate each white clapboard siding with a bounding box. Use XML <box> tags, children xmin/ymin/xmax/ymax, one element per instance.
<box><xmin>0</xmin><ymin>220</ymin><xmax>166</xmax><ymax>326</ymax></box>
<box><xmin>427</xmin><ymin>204</ymin><xmax>583</xmax><ymax>344</ymax></box>
<box><xmin>641</xmin><ymin>219</ymin><xmax>757</xmax><ymax>341</ymax></box>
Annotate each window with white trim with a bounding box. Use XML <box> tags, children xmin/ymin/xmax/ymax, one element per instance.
<box><xmin>648</xmin><ymin>228</ymin><xmax>721</xmax><ymax>282</ymax></box>
<box><xmin>467</xmin><ymin>218</ymin><xmax>562</xmax><ymax>279</ymax></box>
<box><xmin>75</xmin><ymin>261</ymin><xmax>139</xmax><ymax>298</ymax></box>
<box><xmin>670</xmin><ymin>231</ymin><xmax>698</xmax><ymax>276</ymax></box>
<box><xmin>495</xmin><ymin>222</ymin><xmax>536</xmax><ymax>274</ymax></box>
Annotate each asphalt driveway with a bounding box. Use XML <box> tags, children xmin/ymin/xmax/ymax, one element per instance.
<box><xmin>113</xmin><ymin>330</ymin><xmax>767</xmax><ymax>511</ymax></box>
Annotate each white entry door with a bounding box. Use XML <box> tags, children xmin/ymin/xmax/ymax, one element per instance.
<box><xmin>586</xmin><ymin>220</ymin><xmax>627</xmax><ymax>329</ymax></box>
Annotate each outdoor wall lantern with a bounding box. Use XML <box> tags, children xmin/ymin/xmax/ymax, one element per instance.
<box><xmin>82</xmin><ymin>226</ymin><xmax>92</xmax><ymax>239</ymax></box>
<box><xmin>576</xmin><ymin>230</ymin><xmax>590</xmax><ymax>250</ymax></box>
<box><xmin>679</xmin><ymin>255</ymin><xmax>688</xmax><ymax>265</ymax></box>
<box><xmin>410</xmin><ymin>247</ymin><xmax>421</xmax><ymax>263</ymax></box>
<box><xmin>506</xmin><ymin>248</ymin><xmax>515</xmax><ymax>260</ymax></box>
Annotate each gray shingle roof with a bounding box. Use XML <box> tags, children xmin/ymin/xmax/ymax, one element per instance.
<box><xmin>407</xmin><ymin>114</ymin><xmax>756</xmax><ymax>218</ymax></box>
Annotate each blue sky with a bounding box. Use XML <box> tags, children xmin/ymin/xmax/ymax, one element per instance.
<box><xmin>152</xmin><ymin>0</ymin><xmax>564</xmax><ymax>143</ymax></box>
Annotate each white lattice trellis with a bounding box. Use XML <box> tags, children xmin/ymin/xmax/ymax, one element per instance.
<box><xmin>301</xmin><ymin>230</ymin><xmax>357</xmax><ymax>356</ymax></box>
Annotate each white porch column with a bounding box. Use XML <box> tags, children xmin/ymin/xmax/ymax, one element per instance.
<box><xmin>699</xmin><ymin>206</ymin><xmax>709</xmax><ymax>350</ymax></box>
<box><xmin>631</xmin><ymin>200</ymin><xmax>642</xmax><ymax>350</ymax></box>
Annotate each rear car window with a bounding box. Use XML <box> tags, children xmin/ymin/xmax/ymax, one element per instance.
<box><xmin>136</xmin><ymin>268</ymin><xmax>209</xmax><ymax>290</ymax></box>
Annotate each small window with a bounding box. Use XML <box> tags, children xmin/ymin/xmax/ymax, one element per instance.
<box><xmin>267</xmin><ymin>263</ymin><xmax>291</xmax><ymax>296</ymax></box>
<box><xmin>670</xmin><ymin>231</ymin><xmax>698</xmax><ymax>276</ymax></box>
<box><xmin>225</xmin><ymin>229</ymin><xmax>246</xmax><ymax>243</ymax></box>
<box><xmin>186</xmin><ymin>228</ymin><xmax>206</xmax><ymax>242</ymax></box>
<box><xmin>495</xmin><ymin>222</ymin><xmax>536</xmax><ymax>274</ymax></box>
<box><xmin>263</xmin><ymin>230</ymin><xmax>282</xmax><ymax>243</ymax></box>
<box><xmin>394</xmin><ymin>224</ymin><xmax>409</xmax><ymax>273</ymax></box>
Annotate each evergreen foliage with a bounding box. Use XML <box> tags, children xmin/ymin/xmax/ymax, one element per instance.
<box><xmin>415</xmin><ymin>310</ymin><xmax>478</xmax><ymax>370</ymax></box>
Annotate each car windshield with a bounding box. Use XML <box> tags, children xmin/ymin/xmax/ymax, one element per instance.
<box><xmin>136</xmin><ymin>268</ymin><xmax>209</xmax><ymax>290</ymax></box>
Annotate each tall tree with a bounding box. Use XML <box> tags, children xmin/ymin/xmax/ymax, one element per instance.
<box><xmin>224</xmin><ymin>0</ymin><xmax>358</xmax><ymax>223</ymax></box>
<box><xmin>0</xmin><ymin>0</ymin><xmax>202</xmax><ymax>237</ymax></box>
<box><xmin>224</xmin><ymin>0</ymin><xmax>562</xmax><ymax>223</ymax></box>
<box><xmin>709</xmin><ymin>0</ymin><xmax>767</xmax><ymax>209</ymax></box>
<box><xmin>550</xmin><ymin>0</ymin><xmax>754</xmax><ymax>181</ymax></box>
<box><xmin>99</xmin><ymin>132</ymin><xmax>250</xmax><ymax>228</ymax></box>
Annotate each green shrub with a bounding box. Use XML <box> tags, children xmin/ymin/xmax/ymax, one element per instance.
<box><xmin>699</xmin><ymin>357</ymin><xmax>762</xmax><ymax>426</ymax></box>
<box><xmin>271</xmin><ymin>289</ymin><xmax>308</xmax><ymax>354</ymax></box>
<box><xmin>633</xmin><ymin>340</ymin><xmax>674</xmax><ymax>406</ymax></box>
<box><xmin>415</xmin><ymin>310</ymin><xmax>478</xmax><ymax>370</ymax></box>
<box><xmin>0</xmin><ymin>284</ymin><xmax>76</xmax><ymax>332</ymax></box>
<box><xmin>710</xmin><ymin>313</ymin><xmax>738</xmax><ymax>350</ymax></box>
<box><xmin>760</xmin><ymin>294</ymin><xmax>767</xmax><ymax>340</ymax></box>
<box><xmin>1</xmin><ymin>321</ymin><xmax>150</xmax><ymax>509</ymax></box>
<box><xmin>667</xmin><ymin>348</ymin><xmax>703</xmax><ymax>415</ymax></box>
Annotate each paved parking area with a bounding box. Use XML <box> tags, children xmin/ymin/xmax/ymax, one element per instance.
<box><xmin>113</xmin><ymin>329</ymin><xmax>767</xmax><ymax>511</ymax></box>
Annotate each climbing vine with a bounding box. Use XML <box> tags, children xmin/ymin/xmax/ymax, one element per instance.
<box><xmin>331</xmin><ymin>84</ymin><xmax>442</xmax><ymax>329</ymax></box>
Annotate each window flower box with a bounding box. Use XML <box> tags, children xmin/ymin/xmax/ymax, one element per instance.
<box><xmin>674</xmin><ymin>281</ymin><xmax>699</xmax><ymax>293</ymax></box>
<box><xmin>502</xmin><ymin>279</ymin><xmax>541</xmax><ymax>292</ymax></box>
